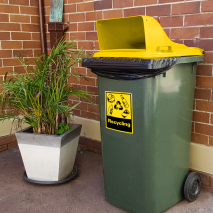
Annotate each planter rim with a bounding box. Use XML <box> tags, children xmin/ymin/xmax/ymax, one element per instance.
<box><xmin>16</xmin><ymin>123</ymin><xmax>82</xmax><ymax>138</ymax></box>
<box><xmin>15</xmin><ymin>123</ymin><xmax>82</xmax><ymax>148</ymax></box>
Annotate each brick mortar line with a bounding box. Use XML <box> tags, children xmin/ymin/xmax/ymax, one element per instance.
<box><xmin>192</xmin><ymin>132</ymin><xmax>213</xmax><ymax>138</ymax></box>
<box><xmin>0</xmin><ymin>22</ymin><xmax>38</xmax><ymax>24</ymax></box>
<box><xmin>75</xmin><ymin>3</ymin><xmax>77</xmax><ymax>13</ymax></box>
<box><xmin>163</xmin><ymin>27</ymin><xmax>213</xmax><ymax>30</ymax></box>
<box><xmin>0</xmin><ymin>34</ymin><xmax>39</xmax><ymax>37</ymax></box>
<box><xmin>193</xmin><ymin>122</ymin><xmax>212</xmax><ymax>126</ymax></box>
<box><xmin>193</xmin><ymin>120</ymin><xmax>212</xmax><ymax>125</ymax></box>
<box><xmin>7</xmin><ymin>14</ymin><xmax>39</xmax><ymax>16</ymax></box>
<box><xmin>64</xmin><ymin>11</ymin><xmax>213</xmax><ymax>17</ymax></box>
<box><xmin>1</xmin><ymin>40</ymin><xmax>41</xmax><ymax>41</ymax></box>
<box><xmin>8</xmin><ymin>11</ymin><xmax>11</xmax><ymax>22</ymax></box>
<box><xmin>67</xmin><ymin>22</ymin><xmax>213</xmax><ymax>27</ymax></box>
<box><xmin>195</xmin><ymin>99</ymin><xmax>213</xmax><ymax>102</ymax></box>
<box><xmin>194</xmin><ymin>111</ymin><xmax>213</xmax><ymax>115</ymax></box>
<box><xmin>0</xmin><ymin>48</ymin><xmax>41</xmax><ymax>49</ymax></box>
<box><xmin>194</xmin><ymin>98</ymin><xmax>213</xmax><ymax>101</ymax></box>
<box><xmin>175</xmin><ymin>12</ymin><xmax>213</xmax><ymax>16</ymax></box>
<box><xmin>61</xmin><ymin>40</ymin><xmax>95</xmax><ymax>42</ymax></box>
<box><xmin>194</xmin><ymin>110</ymin><xmax>213</xmax><ymax>112</ymax></box>
<box><xmin>95</xmin><ymin>8</ymin><xmax>203</xmax><ymax>15</ymax></box>
<box><xmin>1</xmin><ymin>3</ymin><xmax>37</xmax><ymax>6</ymax></box>
<box><xmin>0</xmin><ymin>22</ymin><xmax>39</xmax><ymax>24</ymax></box>
<box><xmin>63</xmin><ymin>12</ymin><xmax>213</xmax><ymax>19</ymax></box>
<box><xmin>194</xmin><ymin>120</ymin><xmax>213</xmax><ymax>126</ymax></box>
<box><xmin>63</xmin><ymin>0</ymin><xmax>206</xmax><ymax>7</ymax></box>
<box><xmin>69</xmin><ymin>31</ymin><xmax>97</xmax><ymax>34</ymax></box>
<box><xmin>0</xmin><ymin>57</ymin><xmax>38</xmax><ymax>60</ymax></box>
<box><xmin>64</xmin><ymin>0</ymin><xmax>99</xmax><ymax>5</ymax></box>
<box><xmin>159</xmin><ymin>14</ymin><xmax>194</xmax><ymax>18</ymax></box>
<box><xmin>0</xmin><ymin>13</ymin><xmax>39</xmax><ymax>16</ymax></box>
<box><xmin>165</xmin><ymin>25</ymin><xmax>213</xmax><ymax>28</ymax></box>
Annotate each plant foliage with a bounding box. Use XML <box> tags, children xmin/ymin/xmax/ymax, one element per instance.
<box><xmin>0</xmin><ymin>38</ymin><xmax>92</xmax><ymax>135</ymax></box>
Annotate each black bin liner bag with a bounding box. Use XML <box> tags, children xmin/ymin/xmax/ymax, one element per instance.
<box><xmin>82</xmin><ymin>57</ymin><xmax>181</xmax><ymax>80</ymax></box>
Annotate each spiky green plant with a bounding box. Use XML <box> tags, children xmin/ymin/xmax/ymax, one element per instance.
<box><xmin>0</xmin><ymin>38</ymin><xmax>92</xmax><ymax>135</ymax></box>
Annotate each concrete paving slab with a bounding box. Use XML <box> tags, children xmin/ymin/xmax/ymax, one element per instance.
<box><xmin>0</xmin><ymin>148</ymin><xmax>212</xmax><ymax>213</ymax></box>
<box><xmin>167</xmin><ymin>190</ymin><xmax>213</xmax><ymax>213</ymax></box>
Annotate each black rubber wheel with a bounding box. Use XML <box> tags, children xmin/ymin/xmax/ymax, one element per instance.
<box><xmin>184</xmin><ymin>172</ymin><xmax>201</xmax><ymax>202</ymax></box>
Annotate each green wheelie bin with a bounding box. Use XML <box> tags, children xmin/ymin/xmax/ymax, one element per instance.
<box><xmin>82</xmin><ymin>15</ymin><xmax>204</xmax><ymax>213</ymax></box>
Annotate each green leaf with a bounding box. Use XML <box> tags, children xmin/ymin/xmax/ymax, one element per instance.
<box><xmin>0</xmin><ymin>37</ymin><xmax>94</xmax><ymax>135</ymax></box>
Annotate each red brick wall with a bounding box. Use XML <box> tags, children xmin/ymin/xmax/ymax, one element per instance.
<box><xmin>45</xmin><ymin>0</ymin><xmax>213</xmax><ymax>148</ymax></box>
<box><xmin>0</xmin><ymin>134</ymin><xmax>17</xmax><ymax>152</ymax></box>
<box><xmin>0</xmin><ymin>0</ymin><xmax>41</xmax><ymax>78</ymax></box>
<box><xmin>0</xmin><ymin>0</ymin><xmax>41</xmax><ymax>151</ymax></box>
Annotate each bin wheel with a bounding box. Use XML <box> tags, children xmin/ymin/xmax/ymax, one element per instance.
<box><xmin>184</xmin><ymin>172</ymin><xmax>201</xmax><ymax>202</ymax></box>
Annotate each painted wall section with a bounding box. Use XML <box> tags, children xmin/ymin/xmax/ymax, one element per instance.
<box><xmin>0</xmin><ymin>120</ymin><xmax>29</xmax><ymax>137</ymax></box>
<box><xmin>72</xmin><ymin>116</ymin><xmax>101</xmax><ymax>141</ymax></box>
<box><xmin>190</xmin><ymin>142</ymin><xmax>213</xmax><ymax>175</ymax></box>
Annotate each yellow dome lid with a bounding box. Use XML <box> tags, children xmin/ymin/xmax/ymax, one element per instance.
<box><xmin>93</xmin><ymin>16</ymin><xmax>204</xmax><ymax>59</ymax></box>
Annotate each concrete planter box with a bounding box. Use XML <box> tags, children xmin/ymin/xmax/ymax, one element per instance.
<box><xmin>15</xmin><ymin>124</ymin><xmax>82</xmax><ymax>181</ymax></box>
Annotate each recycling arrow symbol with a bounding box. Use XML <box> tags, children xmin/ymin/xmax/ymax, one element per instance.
<box><xmin>114</xmin><ymin>101</ymin><xmax>123</xmax><ymax>110</ymax></box>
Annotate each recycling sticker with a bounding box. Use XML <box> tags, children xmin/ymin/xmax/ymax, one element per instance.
<box><xmin>105</xmin><ymin>91</ymin><xmax>133</xmax><ymax>134</ymax></box>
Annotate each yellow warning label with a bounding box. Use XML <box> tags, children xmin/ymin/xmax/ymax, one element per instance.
<box><xmin>105</xmin><ymin>91</ymin><xmax>133</xmax><ymax>134</ymax></box>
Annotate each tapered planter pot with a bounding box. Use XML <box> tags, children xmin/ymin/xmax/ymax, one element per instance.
<box><xmin>15</xmin><ymin>124</ymin><xmax>82</xmax><ymax>182</ymax></box>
